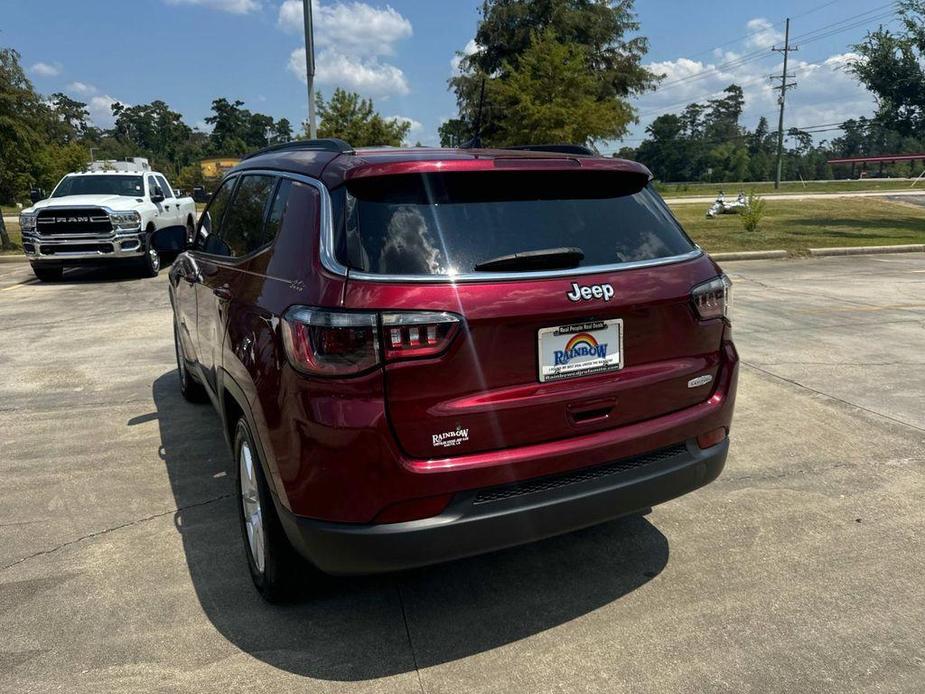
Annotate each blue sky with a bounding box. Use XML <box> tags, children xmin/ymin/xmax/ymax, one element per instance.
<box><xmin>0</xmin><ymin>0</ymin><xmax>891</xmax><ymax>149</ymax></box>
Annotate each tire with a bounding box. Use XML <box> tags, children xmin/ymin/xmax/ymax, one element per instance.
<box><xmin>30</xmin><ymin>263</ymin><xmax>63</xmax><ymax>282</ymax></box>
<box><xmin>138</xmin><ymin>234</ymin><xmax>161</xmax><ymax>278</ymax></box>
<box><xmin>174</xmin><ymin>321</ymin><xmax>207</xmax><ymax>403</ymax></box>
<box><xmin>234</xmin><ymin>417</ymin><xmax>306</xmax><ymax>602</ymax></box>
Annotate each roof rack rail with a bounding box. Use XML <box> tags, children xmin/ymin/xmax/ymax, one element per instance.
<box><xmin>242</xmin><ymin>138</ymin><xmax>354</xmax><ymax>161</ymax></box>
<box><xmin>502</xmin><ymin>144</ymin><xmax>597</xmax><ymax>156</ymax></box>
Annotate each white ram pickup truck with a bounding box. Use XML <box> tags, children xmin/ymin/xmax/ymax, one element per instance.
<box><xmin>19</xmin><ymin>170</ymin><xmax>196</xmax><ymax>281</ymax></box>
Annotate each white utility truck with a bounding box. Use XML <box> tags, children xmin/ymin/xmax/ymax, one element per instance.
<box><xmin>19</xmin><ymin>159</ymin><xmax>196</xmax><ymax>281</ymax></box>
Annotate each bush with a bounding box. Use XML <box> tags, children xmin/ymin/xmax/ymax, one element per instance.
<box><xmin>740</xmin><ymin>191</ymin><xmax>766</xmax><ymax>232</ymax></box>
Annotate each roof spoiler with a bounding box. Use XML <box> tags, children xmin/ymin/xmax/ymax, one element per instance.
<box><xmin>242</xmin><ymin>138</ymin><xmax>355</xmax><ymax>161</ymax></box>
<box><xmin>502</xmin><ymin>144</ymin><xmax>597</xmax><ymax>156</ymax></box>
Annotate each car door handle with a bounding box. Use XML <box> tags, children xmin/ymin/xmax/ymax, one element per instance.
<box><xmin>212</xmin><ymin>287</ymin><xmax>233</xmax><ymax>300</ymax></box>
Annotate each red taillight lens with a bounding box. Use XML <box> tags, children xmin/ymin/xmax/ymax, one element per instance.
<box><xmin>691</xmin><ymin>275</ymin><xmax>731</xmax><ymax>321</ymax></box>
<box><xmin>697</xmin><ymin>427</ymin><xmax>727</xmax><ymax>449</ymax></box>
<box><xmin>281</xmin><ymin>308</ymin><xmax>380</xmax><ymax>376</ymax></box>
<box><xmin>381</xmin><ymin>312</ymin><xmax>461</xmax><ymax>361</ymax></box>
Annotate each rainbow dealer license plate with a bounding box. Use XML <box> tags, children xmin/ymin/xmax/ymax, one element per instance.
<box><xmin>537</xmin><ymin>319</ymin><xmax>623</xmax><ymax>383</ymax></box>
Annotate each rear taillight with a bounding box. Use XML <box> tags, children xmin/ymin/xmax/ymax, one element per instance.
<box><xmin>282</xmin><ymin>308</ymin><xmax>380</xmax><ymax>376</ymax></box>
<box><xmin>381</xmin><ymin>312</ymin><xmax>460</xmax><ymax>360</ymax></box>
<box><xmin>281</xmin><ymin>308</ymin><xmax>461</xmax><ymax>377</ymax></box>
<box><xmin>691</xmin><ymin>275</ymin><xmax>731</xmax><ymax>321</ymax></box>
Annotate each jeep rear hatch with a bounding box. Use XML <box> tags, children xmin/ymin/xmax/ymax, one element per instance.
<box><xmin>337</xmin><ymin>169</ymin><xmax>728</xmax><ymax>460</ymax></box>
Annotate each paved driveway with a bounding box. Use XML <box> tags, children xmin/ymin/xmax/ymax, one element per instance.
<box><xmin>1</xmin><ymin>255</ymin><xmax>923</xmax><ymax>693</ymax></box>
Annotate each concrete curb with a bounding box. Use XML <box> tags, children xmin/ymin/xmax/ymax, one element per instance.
<box><xmin>808</xmin><ymin>244</ymin><xmax>925</xmax><ymax>257</ymax></box>
<box><xmin>0</xmin><ymin>254</ymin><xmax>27</xmax><ymax>263</ymax></box>
<box><xmin>710</xmin><ymin>250</ymin><xmax>789</xmax><ymax>261</ymax></box>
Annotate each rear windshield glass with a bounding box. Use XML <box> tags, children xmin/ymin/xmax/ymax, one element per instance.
<box><xmin>338</xmin><ymin>172</ymin><xmax>694</xmax><ymax>276</ymax></box>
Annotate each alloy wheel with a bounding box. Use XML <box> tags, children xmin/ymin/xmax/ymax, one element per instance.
<box><xmin>239</xmin><ymin>441</ymin><xmax>265</xmax><ymax>574</ymax></box>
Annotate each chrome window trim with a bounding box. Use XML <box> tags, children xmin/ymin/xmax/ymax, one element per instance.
<box><xmin>224</xmin><ymin>168</ymin><xmax>703</xmax><ymax>282</ymax></box>
<box><xmin>214</xmin><ymin>169</ymin><xmax>348</xmax><ymax>276</ymax></box>
<box><xmin>344</xmin><ymin>249</ymin><xmax>705</xmax><ymax>283</ymax></box>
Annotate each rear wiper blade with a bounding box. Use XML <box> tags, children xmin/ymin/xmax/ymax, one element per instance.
<box><xmin>474</xmin><ymin>247</ymin><xmax>584</xmax><ymax>272</ymax></box>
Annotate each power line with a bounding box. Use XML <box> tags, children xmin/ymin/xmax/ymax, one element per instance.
<box><xmin>772</xmin><ymin>18</ymin><xmax>798</xmax><ymax>189</ymax></box>
<box><xmin>652</xmin><ymin>2</ymin><xmax>898</xmax><ymax>95</ymax></box>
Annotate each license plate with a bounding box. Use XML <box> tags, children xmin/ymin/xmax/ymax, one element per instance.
<box><xmin>537</xmin><ymin>319</ymin><xmax>623</xmax><ymax>383</ymax></box>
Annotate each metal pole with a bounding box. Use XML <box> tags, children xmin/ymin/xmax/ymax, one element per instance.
<box><xmin>773</xmin><ymin>18</ymin><xmax>796</xmax><ymax>190</ymax></box>
<box><xmin>302</xmin><ymin>0</ymin><xmax>317</xmax><ymax>139</ymax></box>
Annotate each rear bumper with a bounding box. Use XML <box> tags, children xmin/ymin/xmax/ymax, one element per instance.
<box><xmin>277</xmin><ymin>437</ymin><xmax>727</xmax><ymax>575</ymax></box>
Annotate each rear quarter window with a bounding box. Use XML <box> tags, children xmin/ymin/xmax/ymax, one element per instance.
<box><xmin>338</xmin><ymin>171</ymin><xmax>695</xmax><ymax>276</ymax></box>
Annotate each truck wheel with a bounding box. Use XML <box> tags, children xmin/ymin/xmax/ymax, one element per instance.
<box><xmin>234</xmin><ymin>417</ymin><xmax>306</xmax><ymax>602</ymax></box>
<box><xmin>138</xmin><ymin>236</ymin><xmax>161</xmax><ymax>278</ymax></box>
<box><xmin>30</xmin><ymin>263</ymin><xmax>63</xmax><ymax>282</ymax></box>
<box><xmin>174</xmin><ymin>321</ymin><xmax>207</xmax><ymax>403</ymax></box>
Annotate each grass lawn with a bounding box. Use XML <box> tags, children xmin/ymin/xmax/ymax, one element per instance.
<box><xmin>1</xmin><ymin>221</ymin><xmax>22</xmax><ymax>254</ymax></box>
<box><xmin>657</xmin><ymin>179</ymin><xmax>923</xmax><ymax>198</ymax></box>
<box><xmin>670</xmin><ymin>197</ymin><xmax>925</xmax><ymax>254</ymax></box>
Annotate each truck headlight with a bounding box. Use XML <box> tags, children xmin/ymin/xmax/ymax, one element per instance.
<box><xmin>111</xmin><ymin>211</ymin><xmax>141</xmax><ymax>230</ymax></box>
<box><xmin>19</xmin><ymin>212</ymin><xmax>37</xmax><ymax>232</ymax></box>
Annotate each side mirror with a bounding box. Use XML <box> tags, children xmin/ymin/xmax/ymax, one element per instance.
<box><xmin>151</xmin><ymin>186</ymin><xmax>165</xmax><ymax>204</ymax></box>
<box><xmin>30</xmin><ymin>189</ymin><xmax>43</xmax><ymax>204</ymax></box>
<box><xmin>150</xmin><ymin>224</ymin><xmax>189</xmax><ymax>252</ymax></box>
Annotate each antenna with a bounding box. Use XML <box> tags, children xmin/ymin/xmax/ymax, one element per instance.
<box><xmin>463</xmin><ymin>78</ymin><xmax>487</xmax><ymax>148</ymax></box>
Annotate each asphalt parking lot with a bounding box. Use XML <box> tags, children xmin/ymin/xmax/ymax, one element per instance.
<box><xmin>1</xmin><ymin>254</ymin><xmax>924</xmax><ymax>693</ymax></box>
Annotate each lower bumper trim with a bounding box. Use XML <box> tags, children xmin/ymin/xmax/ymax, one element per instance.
<box><xmin>277</xmin><ymin>438</ymin><xmax>728</xmax><ymax>575</ymax></box>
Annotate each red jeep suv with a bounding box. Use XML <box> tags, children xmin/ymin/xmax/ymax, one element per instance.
<box><xmin>158</xmin><ymin>139</ymin><xmax>738</xmax><ymax>601</ymax></box>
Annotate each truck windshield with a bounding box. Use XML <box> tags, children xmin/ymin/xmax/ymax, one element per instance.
<box><xmin>52</xmin><ymin>175</ymin><xmax>145</xmax><ymax>198</ymax></box>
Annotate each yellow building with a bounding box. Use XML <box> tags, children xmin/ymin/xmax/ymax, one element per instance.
<box><xmin>200</xmin><ymin>157</ymin><xmax>241</xmax><ymax>179</ymax></box>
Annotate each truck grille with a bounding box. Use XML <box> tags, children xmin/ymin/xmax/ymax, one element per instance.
<box><xmin>473</xmin><ymin>444</ymin><xmax>688</xmax><ymax>504</ymax></box>
<box><xmin>36</xmin><ymin>208</ymin><xmax>112</xmax><ymax>237</ymax></box>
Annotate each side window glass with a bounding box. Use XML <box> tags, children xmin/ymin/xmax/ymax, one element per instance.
<box><xmin>148</xmin><ymin>177</ymin><xmax>160</xmax><ymax>198</ymax></box>
<box><xmin>259</xmin><ymin>179</ymin><xmax>293</xmax><ymax>252</ymax></box>
<box><xmin>197</xmin><ymin>178</ymin><xmax>236</xmax><ymax>256</ymax></box>
<box><xmin>219</xmin><ymin>175</ymin><xmax>276</xmax><ymax>258</ymax></box>
<box><xmin>156</xmin><ymin>175</ymin><xmax>174</xmax><ymax>198</ymax></box>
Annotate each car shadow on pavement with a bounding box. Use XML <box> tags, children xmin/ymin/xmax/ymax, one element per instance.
<box><xmin>148</xmin><ymin>371</ymin><xmax>670</xmax><ymax>681</ymax></box>
<box><xmin>39</xmin><ymin>257</ymin><xmax>179</xmax><ymax>284</ymax></box>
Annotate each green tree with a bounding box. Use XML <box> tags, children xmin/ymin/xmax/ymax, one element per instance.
<box><xmin>849</xmin><ymin>1</ymin><xmax>925</xmax><ymax>137</ymax></box>
<box><xmin>486</xmin><ymin>29</ymin><xmax>632</xmax><ymax>146</ymax></box>
<box><xmin>271</xmin><ymin>118</ymin><xmax>293</xmax><ymax>144</ymax></box>
<box><xmin>111</xmin><ymin>100</ymin><xmax>193</xmax><ymax>174</ymax></box>
<box><xmin>315</xmin><ymin>88</ymin><xmax>410</xmax><ymax>146</ymax></box>
<box><xmin>0</xmin><ymin>48</ymin><xmax>47</xmax><ymax>205</ymax></box>
<box><xmin>49</xmin><ymin>93</ymin><xmax>91</xmax><ymax>142</ymax></box>
<box><xmin>439</xmin><ymin>118</ymin><xmax>470</xmax><ymax>147</ymax></box>
<box><xmin>451</xmin><ymin>0</ymin><xmax>658</xmax><ymax>145</ymax></box>
<box><xmin>205</xmin><ymin>98</ymin><xmax>249</xmax><ymax>154</ymax></box>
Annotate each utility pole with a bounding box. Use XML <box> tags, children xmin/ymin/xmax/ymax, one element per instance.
<box><xmin>771</xmin><ymin>18</ymin><xmax>798</xmax><ymax>189</ymax></box>
<box><xmin>302</xmin><ymin>0</ymin><xmax>317</xmax><ymax>139</ymax></box>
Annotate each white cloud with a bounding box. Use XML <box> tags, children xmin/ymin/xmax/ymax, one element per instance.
<box><xmin>451</xmin><ymin>39</ymin><xmax>480</xmax><ymax>74</ymax></box>
<box><xmin>288</xmin><ymin>47</ymin><xmax>409</xmax><ymax>97</ymax></box>
<box><xmin>744</xmin><ymin>18</ymin><xmax>784</xmax><ymax>51</ymax></box>
<box><xmin>30</xmin><ymin>62</ymin><xmax>62</xmax><ymax>77</ymax></box>
<box><xmin>279</xmin><ymin>0</ymin><xmax>411</xmax><ymax>98</ymax></box>
<box><xmin>67</xmin><ymin>81</ymin><xmax>98</xmax><ymax>96</ymax></box>
<box><xmin>278</xmin><ymin>0</ymin><xmax>411</xmax><ymax>56</ymax></box>
<box><xmin>634</xmin><ymin>41</ymin><xmax>875</xmax><ymax>144</ymax></box>
<box><xmin>163</xmin><ymin>0</ymin><xmax>260</xmax><ymax>13</ymax></box>
<box><xmin>88</xmin><ymin>95</ymin><xmax>122</xmax><ymax>128</ymax></box>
